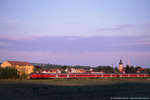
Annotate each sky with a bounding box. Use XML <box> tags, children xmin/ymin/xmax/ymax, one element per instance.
<box><xmin>0</xmin><ymin>0</ymin><xmax>150</xmax><ymax>67</ymax></box>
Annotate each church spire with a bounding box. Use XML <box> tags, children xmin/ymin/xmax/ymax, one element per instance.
<box><xmin>119</xmin><ymin>59</ymin><xmax>123</xmax><ymax>65</ymax></box>
<box><xmin>119</xmin><ymin>59</ymin><xmax>123</xmax><ymax>73</ymax></box>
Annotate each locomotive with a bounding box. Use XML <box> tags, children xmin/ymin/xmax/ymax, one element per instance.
<box><xmin>30</xmin><ymin>73</ymin><xmax>149</xmax><ymax>79</ymax></box>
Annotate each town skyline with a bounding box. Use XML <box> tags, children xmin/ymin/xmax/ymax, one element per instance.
<box><xmin>0</xmin><ymin>0</ymin><xmax>149</xmax><ymax>67</ymax></box>
<box><xmin>0</xmin><ymin>59</ymin><xmax>146</xmax><ymax>68</ymax></box>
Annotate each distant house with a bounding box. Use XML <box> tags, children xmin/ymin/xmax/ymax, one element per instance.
<box><xmin>51</xmin><ymin>69</ymin><xmax>61</xmax><ymax>73</ymax></box>
<box><xmin>136</xmin><ymin>68</ymin><xmax>147</xmax><ymax>73</ymax></box>
<box><xmin>40</xmin><ymin>69</ymin><xmax>61</xmax><ymax>73</ymax></box>
<box><xmin>65</xmin><ymin>68</ymin><xmax>85</xmax><ymax>73</ymax></box>
<box><xmin>65</xmin><ymin>68</ymin><xmax>72</xmax><ymax>73</ymax></box>
<box><xmin>40</xmin><ymin>69</ymin><xmax>51</xmax><ymax>73</ymax></box>
<box><xmin>76</xmin><ymin>69</ymin><xmax>85</xmax><ymax>73</ymax></box>
<box><xmin>1</xmin><ymin>61</ymin><xmax>34</xmax><ymax>75</ymax></box>
<box><xmin>99</xmin><ymin>70</ymin><xmax>104</xmax><ymax>73</ymax></box>
<box><xmin>90</xmin><ymin>68</ymin><xmax>94</xmax><ymax>72</ymax></box>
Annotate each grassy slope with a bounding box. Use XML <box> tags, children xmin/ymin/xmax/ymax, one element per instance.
<box><xmin>0</xmin><ymin>78</ymin><xmax>150</xmax><ymax>100</ymax></box>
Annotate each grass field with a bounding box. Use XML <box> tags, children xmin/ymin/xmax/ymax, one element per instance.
<box><xmin>0</xmin><ymin>78</ymin><xmax>150</xmax><ymax>100</ymax></box>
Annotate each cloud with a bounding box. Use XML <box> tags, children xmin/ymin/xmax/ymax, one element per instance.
<box><xmin>0</xmin><ymin>35</ymin><xmax>150</xmax><ymax>67</ymax></box>
<box><xmin>119</xmin><ymin>24</ymin><xmax>133</xmax><ymax>27</ymax></box>
<box><xmin>0</xmin><ymin>36</ymin><xmax>39</xmax><ymax>40</ymax></box>
<box><xmin>63</xmin><ymin>37</ymin><xmax>78</xmax><ymax>41</ymax></box>
<box><xmin>0</xmin><ymin>41</ymin><xmax>13</xmax><ymax>47</ymax></box>
<box><xmin>0</xmin><ymin>35</ymin><xmax>150</xmax><ymax>52</ymax></box>
<box><xmin>97</xmin><ymin>27</ymin><xmax>122</xmax><ymax>31</ymax></box>
<box><xmin>120</xmin><ymin>41</ymin><xmax>150</xmax><ymax>46</ymax></box>
<box><xmin>97</xmin><ymin>24</ymin><xmax>133</xmax><ymax>31</ymax></box>
<box><xmin>0</xmin><ymin>36</ymin><xmax>19</xmax><ymax>40</ymax></box>
<box><xmin>0</xmin><ymin>35</ymin><xmax>90</xmax><ymax>41</ymax></box>
<box><xmin>118</xmin><ymin>35</ymin><xmax>150</xmax><ymax>46</ymax></box>
<box><xmin>0</xmin><ymin>18</ymin><xmax>19</xmax><ymax>23</ymax></box>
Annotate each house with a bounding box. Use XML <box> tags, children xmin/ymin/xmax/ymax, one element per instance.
<box><xmin>76</xmin><ymin>69</ymin><xmax>85</xmax><ymax>73</ymax></box>
<box><xmin>99</xmin><ymin>70</ymin><xmax>104</xmax><ymax>73</ymax></box>
<box><xmin>90</xmin><ymin>68</ymin><xmax>94</xmax><ymax>72</ymax></box>
<box><xmin>40</xmin><ymin>69</ymin><xmax>62</xmax><ymax>73</ymax></box>
<box><xmin>65</xmin><ymin>68</ymin><xmax>72</xmax><ymax>73</ymax></box>
<box><xmin>40</xmin><ymin>69</ymin><xmax>51</xmax><ymax>73</ymax></box>
<box><xmin>1</xmin><ymin>61</ymin><xmax>34</xmax><ymax>75</ymax></box>
<box><xmin>65</xmin><ymin>68</ymin><xmax>85</xmax><ymax>73</ymax></box>
<box><xmin>136</xmin><ymin>68</ymin><xmax>147</xmax><ymax>73</ymax></box>
<box><xmin>71</xmin><ymin>68</ymin><xmax>77</xmax><ymax>73</ymax></box>
<box><xmin>51</xmin><ymin>69</ymin><xmax>61</xmax><ymax>73</ymax></box>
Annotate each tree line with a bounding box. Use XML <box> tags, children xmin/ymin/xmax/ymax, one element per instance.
<box><xmin>34</xmin><ymin>63</ymin><xmax>150</xmax><ymax>74</ymax></box>
<box><xmin>94</xmin><ymin>65</ymin><xmax>150</xmax><ymax>74</ymax></box>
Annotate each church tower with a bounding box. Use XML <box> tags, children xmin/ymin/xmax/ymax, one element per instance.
<box><xmin>119</xmin><ymin>59</ymin><xmax>123</xmax><ymax>72</ymax></box>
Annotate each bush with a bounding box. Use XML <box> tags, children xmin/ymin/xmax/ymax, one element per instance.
<box><xmin>0</xmin><ymin>67</ymin><xmax>19</xmax><ymax>79</ymax></box>
<box><xmin>19</xmin><ymin>72</ymin><xmax>28</xmax><ymax>79</ymax></box>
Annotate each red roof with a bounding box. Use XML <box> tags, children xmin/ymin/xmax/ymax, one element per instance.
<box><xmin>7</xmin><ymin>61</ymin><xmax>33</xmax><ymax>66</ymax></box>
<box><xmin>79</xmin><ymin>69</ymin><xmax>85</xmax><ymax>73</ymax></box>
<box><xmin>99</xmin><ymin>70</ymin><xmax>104</xmax><ymax>72</ymax></box>
<box><xmin>51</xmin><ymin>69</ymin><xmax>57</xmax><ymax>72</ymax></box>
<box><xmin>137</xmin><ymin>68</ymin><xmax>146</xmax><ymax>71</ymax></box>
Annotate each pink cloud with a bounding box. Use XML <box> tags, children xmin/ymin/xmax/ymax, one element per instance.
<box><xmin>0</xmin><ymin>36</ymin><xmax>39</xmax><ymax>40</ymax></box>
<box><xmin>0</xmin><ymin>36</ymin><xmax>19</xmax><ymax>40</ymax></box>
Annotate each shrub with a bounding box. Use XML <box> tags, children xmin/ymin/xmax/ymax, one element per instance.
<box><xmin>0</xmin><ymin>67</ymin><xmax>19</xmax><ymax>79</ymax></box>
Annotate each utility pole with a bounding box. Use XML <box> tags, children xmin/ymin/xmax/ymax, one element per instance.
<box><xmin>43</xmin><ymin>61</ymin><xmax>45</xmax><ymax>67</ymax></box>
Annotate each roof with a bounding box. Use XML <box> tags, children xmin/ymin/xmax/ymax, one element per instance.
<box><xmin>79</xmin><ymin>69</ymin><xmax>85</xmax><ymax>73</ymax></box>
<box><xmin>7</xmin><ymin>61</ymin><xmax>33</xmax><ymax>66</ymax></box>
<box><xmin>137</xmin><ymin>68</ymin><xmax>146</xmax><ymax>71</ymax></box>
<box><xmin>51</xmin><ymin>69</ymin><xmax>57</xmax><ymax>72</ymax></box>
<box><xmin>119</xmin><ymin>59</ymin><xmax>123</xmax><ymax>64</ymax></box>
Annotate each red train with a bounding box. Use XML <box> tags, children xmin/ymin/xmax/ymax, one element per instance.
<box><xmin>30</xmin><ymin>73</ymin><xmax>149</xmax><ymax>79</ymax></box>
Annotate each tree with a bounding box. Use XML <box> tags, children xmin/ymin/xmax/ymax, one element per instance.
<box><xmin>103</xmin><ymin>66</ymin><xmax>114</xmax><ymax>73</ymax></box>
<box><xmin>125</xmin><ymin>65</ymin><xmax>130</xmax><ymax>73</ymax></box>
<box><xmin>135</xmin><ymin>66</ymin><xmax>147</xmax><ymax>73</ymax></box>
<box><xmin>114</xmin><ymin>67</ymin><xmax>119</xmax><ymax>73</ymax></box>
<box><xmin>0</xmin><ymin>67</ymin><xmax>19</xmax><ymax>79</ymax></box>
<box><xmin>130</xmin><ymin>66</ymin><xmax>136</xmax><ymax>73</ymax></box>
<box><xmin>19</xmin><ymin>72</ymin><xmax>28</xmax><ymax>79</ymax></box>
<box><xmin>147</xmin><ymin>68</ymin><xmax>150</xmax><ymax>74</ymax></box>
<box><xmin>94</xmin><ymin>66</ymin><xmax>114</xmax><ymax>73</ymax></box>
<box><xmin>94</xmin><ymin>66</ymin><xmax>103</xmax><ymax>72</ymax></box>
<box><xmin>34</xmin><ymin>65</ymin><xmax>41</xmax><ymax>73</ymax></box>
<box><xmin>62</xmin><ymin>65</ymin><xmax>68</xmax><ymax>70</ymax></box>
<box><xmin>135</xmin><ymin>66</ymin><xmax>141</xmax><ymax>72</ymax></box>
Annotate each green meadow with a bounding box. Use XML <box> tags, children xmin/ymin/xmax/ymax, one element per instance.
<box><xmin>0</xmin><ymin>78</ymin><xmax>150</xmax><ymax>100</ymax></box>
